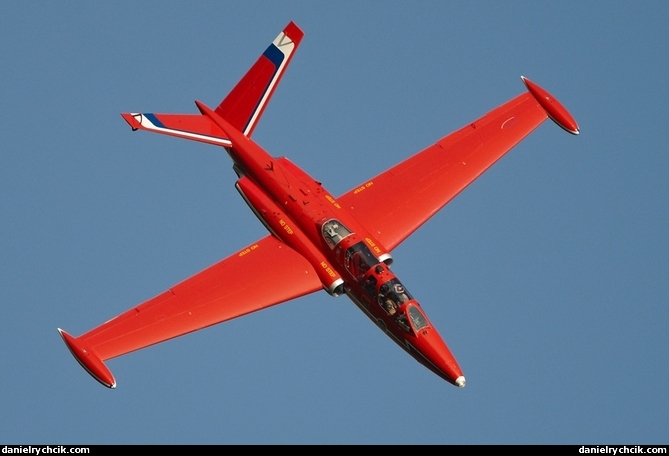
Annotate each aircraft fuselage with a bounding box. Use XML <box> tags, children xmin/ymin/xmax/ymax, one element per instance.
<box><xmin>198</xmin><ymin>100</ymin><xmax>465</xmax><ymax>387</ymax></box>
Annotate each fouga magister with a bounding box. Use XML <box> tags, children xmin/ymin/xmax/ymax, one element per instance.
<box><xmin>58</xmin><ymin>22</ymin><xmax>579</xmax><ymax>389</ymax></box>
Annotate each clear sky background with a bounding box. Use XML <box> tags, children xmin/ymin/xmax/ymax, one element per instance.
<box><xmin>1</xmin><ymin>2</ymin><xmax>667</xmax><ymax>445</ymax></box>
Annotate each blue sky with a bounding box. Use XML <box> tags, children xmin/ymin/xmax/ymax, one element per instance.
<box><xmin>1</xmin><ymin>2</ymin><xmax>667</xmax><ymax>444</ymax></box>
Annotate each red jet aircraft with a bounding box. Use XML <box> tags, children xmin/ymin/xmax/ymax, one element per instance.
<box><xmin>58</xmin><ymin>22</ymin><xmax>579</xmax><ymax>389</ymax></box>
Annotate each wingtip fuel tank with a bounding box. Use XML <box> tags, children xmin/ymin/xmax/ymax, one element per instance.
<box><xmin>521</xmin><ymin>76</ymin><xmax>580</xmax><ymax>135</ymax></box>
<box><xmin>58</xmin><ymin>328</ymin><xmax>116</xmax><ymax>389</ymax></box>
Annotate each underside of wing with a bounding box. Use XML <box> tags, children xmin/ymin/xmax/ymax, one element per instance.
<box><xmin>59</xmin><ymin>235</ymin><xmax>321</xmax><ymax>388</ymax></box>
<box><xmin>338</xmin><ymin>79</ymin><xmax>577</xmax><ymax>251</ymax></box>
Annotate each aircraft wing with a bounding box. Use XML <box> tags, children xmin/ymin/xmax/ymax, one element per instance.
<box><xmin>59</xmin><ymin>235</ymin><xmax>321</xmax><ymax>388</ymax></box>
<box><xmin>337</xmin><ymin>78</ymin><xmax>578</xmax><ymax>251</ymax></box>
<box><xmin>120</xmin><ymin>21</ymin><xmax>304</xmax><ymax>145</ymax></box>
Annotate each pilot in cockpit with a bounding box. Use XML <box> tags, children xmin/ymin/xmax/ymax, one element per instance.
<box><xmin>379</xmin><ymin>283</ymin><xmax>397</xmax><ymax>315</ymax></box>
<box><xmin>382</xmin><ymin>297</ymin><xmax>397</xmax><ymax>315</ymax></box>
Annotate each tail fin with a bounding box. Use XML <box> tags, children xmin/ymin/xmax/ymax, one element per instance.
<box><xmin>216</xmin><ymin>21</ymin><xmax>303</xmax><ymax>136</ymax></box>
<box><xmin>121</xmin><ymin>22</ymin><xmax>303</xmax><ymax>146</ymax></box>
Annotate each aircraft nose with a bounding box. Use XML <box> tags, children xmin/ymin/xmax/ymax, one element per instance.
<box><xmin>416</xmin><ymin>326</ymin><xmax>465</xmax><ymax>388</ymax></box>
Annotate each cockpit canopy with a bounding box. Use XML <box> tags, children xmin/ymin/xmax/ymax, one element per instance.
<box><xmin>407</xmin><ymin>305</ymin><xmax>429</xmax><ymax>331</ymax></box>
<box><xmin>321</xmin><ymin>219</ymin><xmax>352</xmax><ymax>249</ymax></box>
<box><xmin>345</xmin><ymin>241</ymin><xmax>379</xmax><ymax>280</ymax></box>
<box><xmin>376</xmin><ymin>279</ymin><xmax>430</xmax><ymax>333</ymax></box>
<box><xmin>379</xmin><ymin>278</ymin><xmax>413</xmax><ymax>307</ymax></box>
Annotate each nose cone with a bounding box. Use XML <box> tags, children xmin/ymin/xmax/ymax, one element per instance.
<box><xmin>412</xmin><ymin>328</ymin><xmax>465</xmax><ymax>388</ymax></box>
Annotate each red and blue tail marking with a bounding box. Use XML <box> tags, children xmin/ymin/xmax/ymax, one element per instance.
<box><xmin>121</xmin><ymin>22</ymin><xmax>303</xmax><ymax>146</ymax></box>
